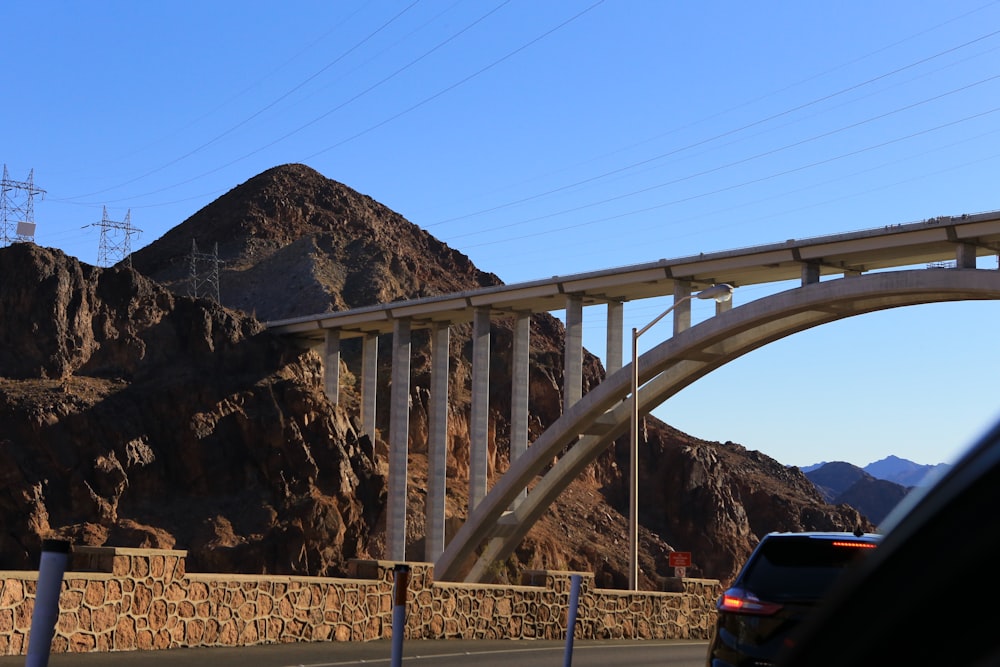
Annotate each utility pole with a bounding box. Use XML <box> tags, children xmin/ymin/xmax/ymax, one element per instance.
<box><xmin>1</xmin><ymin>165</ymin><xmax>45</xmax><ymax>246</ymax></box>
<box><xmin>92</xmin><ymin>206</ymin><xmax>141</xmax><ymax>268</ymax></box>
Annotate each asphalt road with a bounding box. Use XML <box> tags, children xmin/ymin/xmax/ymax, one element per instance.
<box><xmin>0</xmin><ymin>639</ymin><xmax>709</xmax><ymax>667</ymax></box>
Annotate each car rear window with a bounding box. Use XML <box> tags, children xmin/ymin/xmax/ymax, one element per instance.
<box><xmin>741</xmin><ymin>537</ymin><xmax>875</xmax><ymax>601</ymax></box>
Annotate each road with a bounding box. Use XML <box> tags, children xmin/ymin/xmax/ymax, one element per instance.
<box><xmin>0</xmin><ymin>639</ymin><xmax>708</xmax><ymax>666</ymax></box>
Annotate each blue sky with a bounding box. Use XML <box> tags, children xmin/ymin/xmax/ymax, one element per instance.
<box><xmin>4</xmin><ymin>1</ymin><xmax>1000</xmax><ymax>467</ymax></box>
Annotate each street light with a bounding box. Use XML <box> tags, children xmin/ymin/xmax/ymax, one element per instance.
<box><xmin>628</xmin><ymin>283</ymin><xmax>733</xmax><ymax>590</ymax></box>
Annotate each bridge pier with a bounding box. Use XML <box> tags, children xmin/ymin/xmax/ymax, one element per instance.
<box><xmin>511</xmin><ymin>312</ymin><xmax>531</xmax><ymax>507</ymax></box>
<box><xmin>606</xmin><ymin>300</ymin><xmax>624</xmax><ymax>374</ymax></box>
<box><xmin>426</xmin><ymin>323</ymin><xmax>450</xmax><ymax>561</ymax></box>
<box><xmin>802</xmin><ymin>262</ymin><xmax>821</xmax><ymax>285</ymax></box>
<box><xmin>323</xmin><ymin>330</ymin><xmax>340</xmax><ymax>404</ymax></box>
<box><xmin>564</xmin><ymin>295</ymin><xmax>584</xmax><ymax>410</ymax></box>
<box><xmin>673</xmin><ymin>282</ymin><xmax>693</xmax><ymax>334</ymax></box>
<box><xmin>387</xmin><ymin>319</ymin><xmax>411</xmax><ymax>561</ymax></box>
<box><xmin>957</xmin><ymin>242</ymin><xmax>978</xmax><ymax>268</ymax></box>
<box><xmin>362</xmin><ymin>333</ymin><xmax>378</xmax><ymax>441</ymax></box>
<box><xmin>470</xmin><ymin>308</ymin><xmax>491</xmax><ymax>511</ymax></box>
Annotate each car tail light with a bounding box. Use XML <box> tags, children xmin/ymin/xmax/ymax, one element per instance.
<box><xmin>718</xmin><ymin>587</ymin><xmax>783</xmax><ymax>616</ymax></box>
<box><xmin>831</xmin><ymin>541</ymin><xmax>877</xmax><ymax>549</ymax></box>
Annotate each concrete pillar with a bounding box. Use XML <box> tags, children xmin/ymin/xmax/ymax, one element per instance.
<box><xmin>323</xmin><ymin>330</ymin><xmax>340</xmax><ymax>405</ymax></box>
<box><xmin>511</xmin><ymin>312</ymin><xmax>531</xmax><ymax>507</ymax></box>
<box><xmin>672</xmin><ymin>282</ymin><xmax>693</xmax><ymax>335</ymax></box>
<box><xmin>387</xmin><ymin>318</ymin><xmax>411</xmax><ymax>562</ymax></box>
<box><xmin>606</xmin><ymin>300</ymin><xmax>624</xmax><ymax>374</ymax></box>
<box><xmin>470</xmin><ymin>308</ymin><xmax>491</xmax><ymax>511</ymax></box>
<box><xmin>564</xmin><ymin>294</ymin><xmax>583</xmax><ymax>412</ymax></box>
<box><xmin>802</xmin><ymin>262</ymin><xmax>821</xmax><ymax>285</ymax></box>
<box><xmin>956</xmin><ymin>242</ymin><xmax>978</xmax><ymax>269</ymax></box>
<box><xmin>426</xmin><ymin>323</ymin><xmax>450</xmax><ymax>562</ymax></box>
<box><xmin>361</xmin><ymin>333</ymin><xmax>378</xmax><ymax>441</ymax></box>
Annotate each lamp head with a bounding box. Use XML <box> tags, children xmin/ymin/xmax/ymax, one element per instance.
<box><xmin>695</xmin><ymin>283</ymin><xmax>734</xmax><ymax>302</ymax></box>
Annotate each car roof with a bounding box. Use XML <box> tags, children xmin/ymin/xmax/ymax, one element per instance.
<box><xmin>760</xmin><ymin>531</ymin><xmax>882</xmax><ymax>542</ymax></box>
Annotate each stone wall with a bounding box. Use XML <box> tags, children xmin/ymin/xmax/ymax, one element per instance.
<box><xmin>0</xmin><ymin>547</ymin><xmax>721</xmax><ymax>655</ymax></box>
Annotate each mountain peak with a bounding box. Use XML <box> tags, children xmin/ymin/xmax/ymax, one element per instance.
<box><xmin>131</xmin><ymin>164</ymin><xmax>502</xmax><ymax>320</ymax></box>
<box><xmin>864</xmin><ymin>456</ymin><xmax>950</xmax><ymax>487</ymax></box>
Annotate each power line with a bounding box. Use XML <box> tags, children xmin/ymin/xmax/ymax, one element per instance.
<box><xmin>457</xmin><ymin>104</ymin><xmax>1000</xmax><ymax>251</ymax></box>
<box><xmin>425</xmin><ymin>26</ymin><xmax>1000</xmax><ymax>231</ymax></box>
<box><xmin>58</xmin><ymin>1</ymin><xmax>424</xmax><ymax>203</ymax></box>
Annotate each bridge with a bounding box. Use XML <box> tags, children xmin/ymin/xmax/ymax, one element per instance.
<box><xmin>266</xmin><ymin>210</ymin><xmax>1000</xmax><ymax>582</ymax></box>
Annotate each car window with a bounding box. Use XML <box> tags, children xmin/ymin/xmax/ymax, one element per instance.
<box><xmin>741</xmin><ymin>538</ymin><xmax>874</xmax><ymax>600</ymax></box>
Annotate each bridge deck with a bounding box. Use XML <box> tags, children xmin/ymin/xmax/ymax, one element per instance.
<box><xmin>266</xmin><ymin>210</ymin><xmax>1000</xmax><ymax>339</ymax></box>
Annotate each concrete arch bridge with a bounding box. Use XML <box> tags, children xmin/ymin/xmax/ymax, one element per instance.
<box><xmin>266</xmin><ymin>211</ymin><xmax>1000</xmax><ymax>582</ymax></box>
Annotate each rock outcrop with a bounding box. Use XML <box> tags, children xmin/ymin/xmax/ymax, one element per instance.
<box><xmin>0</xmin><ymin>243</ymin><xmax>382</xmax><ymax>575</ymax></box>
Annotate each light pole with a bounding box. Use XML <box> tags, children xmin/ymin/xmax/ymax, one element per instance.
<box><xmin>628</xmin><ymin>283</ymin><xmax>733</xmax><ymax>590</ymax></box>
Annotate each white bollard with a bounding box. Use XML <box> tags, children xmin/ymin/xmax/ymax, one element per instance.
<box><xmin>563</xmin><ymin>574</ymin><xmax>583</xmax><ymax>667</ymax></box>
<box><xmin>391</xmin><ymin>564</ymin><xmax>410</xmax><ymax>667</ymax></box>
<box><xmin>25</xmin><ymin>539</ymin><xmax>71</xmax><ymax>667</ymax></box>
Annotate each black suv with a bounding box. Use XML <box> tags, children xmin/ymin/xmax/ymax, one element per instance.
<box><xmin>706</xmin><ymin>531</ymin><xmax>880</xmax><ymax>667</ymax></box>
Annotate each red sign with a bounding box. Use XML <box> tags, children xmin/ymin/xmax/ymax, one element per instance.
<box><xmin>668</xmin><ymin>551</ymin><xmax>692</xmax><ymax>568</ymax></box>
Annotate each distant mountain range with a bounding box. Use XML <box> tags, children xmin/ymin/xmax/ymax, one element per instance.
<box><xmin>799</xmin><ymin>456</ymin><xmax>952</xmax><ymax>526</ymax></box>
<box><xmin>800</xmin><ymin>455</ymin><xmax>950</xmax><ymax>487</ymax></box>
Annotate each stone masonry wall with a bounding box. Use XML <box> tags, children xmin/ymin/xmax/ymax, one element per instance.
<box><xmin>0</xmin><ymin>547</ymin><xmax>721</xmax><ymax>655</ymax></box>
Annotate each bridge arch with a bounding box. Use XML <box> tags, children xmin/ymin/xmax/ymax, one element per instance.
<box><xmin>434</xmin><ymin>268</ymin><xmax>1000</xmax><ymax>582</ymax></box>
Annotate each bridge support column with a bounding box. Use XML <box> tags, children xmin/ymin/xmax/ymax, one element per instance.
<box><xmin>387</xmin><ymin>318</ymin><xmax>411</xmax><ymax>561</ymax></box>
<box><xmin>672</xmin><ymin>282</ymin><xmax>692</xmax><ymax>335</ymax></box>
<box><xmin>564</xmin><ymin>295</ymin><xmax>583</xmax><ymax>411</ymax></box>
<box><xmin>802</xmin><ymin>263</ymin><xmax>821</xmax><ymax>285</ymax></box>
<box><xmin>470</xmin><ymin>308</ymin><xmax>491</xmax><ymax>511</ymax></box>
<box><xmin>511</xmin><ymin>312</ymin><xmax>531</xmax><ymax>506</ymax></box>
<box><xmin>426</xmin><ymin>323</ymin><xmax>450</xmax><ymax>561</ymax></box>
<box><xmin>362</xmin><ymin>333</ymin><xmax>378</xmax><ymax>440</ymax></box>
<box><xmin>323</xmin><ymin>330</ymin><xmax>340</xmax><ymax>405</ymax></box>
<box><xmin>606</xmin><ymin>300</ymin><xmax>623</xmax><ymax>374</ymax></box>
<box><xmin>956</xmin><ymin>243</ymin><xmax>978</xmax><ymax>268</ymax></box>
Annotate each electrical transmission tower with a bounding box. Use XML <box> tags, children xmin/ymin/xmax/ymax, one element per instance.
<box><xmin>188</xmin><ymin>239</ymin><xmax>221</xmax><ymax>302</ymax></box>
<box><xmin>92</xmin><ymin>206</ymin><xmax>141</xmax><ymax>268</ymax></box>
<box><xmin>1</xmin><ymin>165</ymin><xmax>45</xmax><ymax>246</ymax></box>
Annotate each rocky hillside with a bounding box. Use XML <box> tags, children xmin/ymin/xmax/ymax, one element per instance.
<box><xmin>0</xmin><ymin>164</ymin><xmax>871</xmax><ymax>586</ymax></box>
<box><xmin>0</xmin><ymin>243</ymin><xmax>382</xmax><ymax>576</ymax></box>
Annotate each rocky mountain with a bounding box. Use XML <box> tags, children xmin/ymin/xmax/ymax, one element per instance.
<box><xmin>1</xmin><ymin>164</ymin><xmax>871</xmax><ymax>587</ymax></box>
<box><xmin>805</xmin><ymin>462</ymin><xmax>910</xmax><ymax>525</ymax></box>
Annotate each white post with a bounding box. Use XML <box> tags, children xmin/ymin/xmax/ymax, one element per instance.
<box><xmin>26</xmin><ymin>539</ymin><xmax>71</xmax><ymax>667</ymax></box>
<box><xmin>563</xmin><ymin>574</ymin><xmax>583</xmax><ymax>667</ymax></box>
<box><xmin>390</xmin><ymin>564</ymin><xmax>410</xmax><ymax>667</ymax></box>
